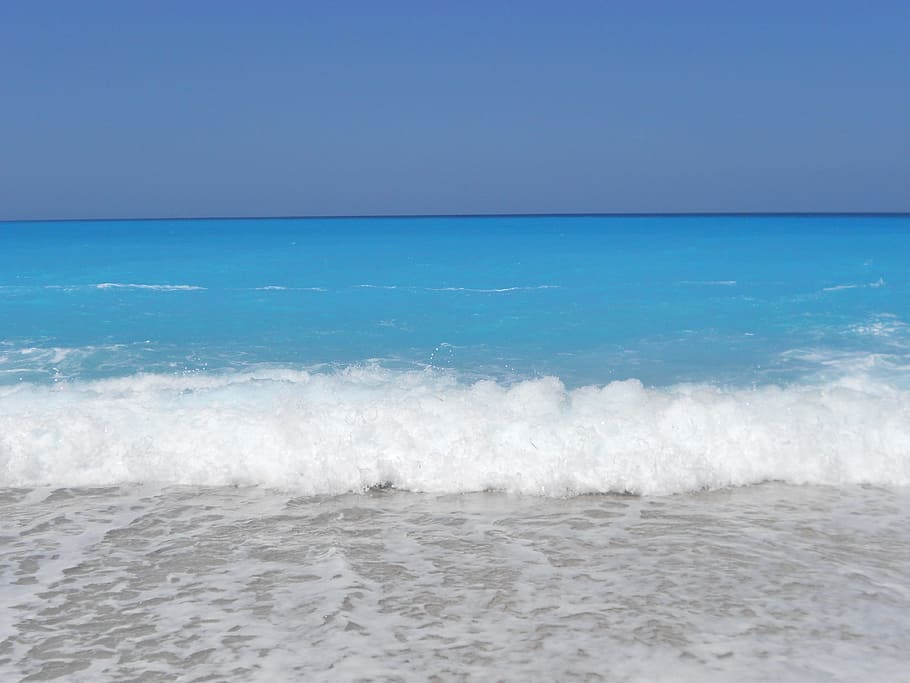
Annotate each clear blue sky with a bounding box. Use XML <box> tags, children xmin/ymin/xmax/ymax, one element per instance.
<box><xmin>1</xmin><ymin>1</ymin><xmax>908</xmax><ymax>219</ymax></box>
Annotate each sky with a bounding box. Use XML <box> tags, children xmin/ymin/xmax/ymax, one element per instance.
<box><xmin>1</xmin><ymin>1</ymin><xmax>908</xmax><ymax>220</ymax></box>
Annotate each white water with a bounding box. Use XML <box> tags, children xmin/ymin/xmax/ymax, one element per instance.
<box><xmin>2</xmin><ymin>485</ymin><xmax>909</xmax><ymax>682</ymax></box>
<box><xmin>2</xmin><ymin>367</ymin><xmax>908</xmax><ymax>494</ymax></box>
<box><xmin>93</xmin><ymin>283</ymin><xmax>207</xmax><ymax>291</ymax></box>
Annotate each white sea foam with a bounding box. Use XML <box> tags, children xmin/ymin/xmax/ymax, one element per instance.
<box><xmin>850</xmin><ymin>314</ymin><xmax>910</xmax><ymax>341</ymax></box>
<box><xmin>353</xmin><ymin>284</ymin><xmax>559</xmax><ymax>293</ymax></box>
<box><xmin>251</xmin><ymin>286</ymin><xmax>328</xmax><ymax>291</ymax></box>
<box><xmin>2</xmin><ymin>367</ymin><xmax>908</xmax><ymax>494</ymax></box>
<box><xmin>94</xmin><ymin>283</ymin><xmax>206</xmax><ymax>291</ymax></box>
<box><xmin>823</xmin><ymin>277</ymin><xmax>886</xmax><ymax>292</ymax></box>
<box><xmin>778</xmin><ymin>347</ymin><xmax>910</xmax><ymax>371</ymax></box>
<box><xmin>427</xmin><ymin>285</ymin><xmax>560</xmax><ymax>293</ymax></box>
<box><xmin>679</xmin><ymin>280</ymin><xmax>737</xmax><ymax>286</ymax></box>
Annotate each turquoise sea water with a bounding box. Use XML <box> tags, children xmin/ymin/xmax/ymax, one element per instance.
<box><xmin>2</xmin><ymin>214</ymin><xmax>910</xmax><ymax>493</ymax></box>
<box><xmin>3</xmin><ymin>214</ymin><xmax>910</xmax><ymax>681</ymax></box>
<box><xmin>3</xmin><ymin>214</ymin><xmax>908</xmax><ymax>387</ymax></box>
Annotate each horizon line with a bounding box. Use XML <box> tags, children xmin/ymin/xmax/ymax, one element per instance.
<box><xmin>2</xmin><ymin>210</ymin><xmax>909</xmax><ymax>224</ymax></box>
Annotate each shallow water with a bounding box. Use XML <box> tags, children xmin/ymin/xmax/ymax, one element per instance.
<box><xmin>2</xmin><ymin>484</ymin><xmax>909</xmax><ymax>682</ymax></box>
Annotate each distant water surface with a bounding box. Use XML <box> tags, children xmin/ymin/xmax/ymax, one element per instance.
<box><xmin>2</xmin><ymin>214</ymin><xmax>908</xmax><ymax>387</ymax></box>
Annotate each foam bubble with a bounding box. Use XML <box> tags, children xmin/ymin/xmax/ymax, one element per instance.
<box><xmin>1</xmin><ymin>367</ymin><xmax>908</xmax><ymax>495</ymax></box>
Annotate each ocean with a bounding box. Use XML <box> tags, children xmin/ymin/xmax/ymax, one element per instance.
<box><xmin>1</xmin><ymin>214</ymin><xmax>909</xmax><ymax>681</ymax></box>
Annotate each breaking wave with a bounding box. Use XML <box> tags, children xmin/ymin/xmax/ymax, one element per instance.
<box><xmin>1</xmin><ymin>367</ymin><xmax>908</xmax><ymax>495</ymax></box>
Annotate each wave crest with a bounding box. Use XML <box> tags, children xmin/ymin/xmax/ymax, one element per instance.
<box><xmin>1</xmin><ymin>368</ymin><xmax>908</xmax><ymax>495</ymax></box>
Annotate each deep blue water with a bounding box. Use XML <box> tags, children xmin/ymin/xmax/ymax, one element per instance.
<box><xmin>2</xmin><ymin>214</ymin><xmax>908</xmax><ymax>386</ymax></box>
